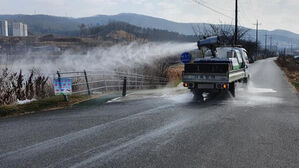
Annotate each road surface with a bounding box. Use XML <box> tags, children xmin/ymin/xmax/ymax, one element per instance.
<box><xmin>1</xmin><ymin>58</ymin><xmax>299</xmax><ymax>168</ymax></box>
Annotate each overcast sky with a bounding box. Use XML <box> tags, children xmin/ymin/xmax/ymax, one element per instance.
<box><xmin>1</xmin><ymin>0</ymin><xmax>299</xmax><ymax>34</ymax></box>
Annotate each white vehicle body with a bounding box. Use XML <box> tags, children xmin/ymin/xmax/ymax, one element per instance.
<box><xmin>182</xmin><ymin>47</ymin><xmax>250</xmax><ymax>97</ymax></box>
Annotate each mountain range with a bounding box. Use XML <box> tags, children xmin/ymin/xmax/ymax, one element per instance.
<box><xmin>0</xmin><ymin>13</ymin><xmax>298</xmax><ymax>48</ymax></box>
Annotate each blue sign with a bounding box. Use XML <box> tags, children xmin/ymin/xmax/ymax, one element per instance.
<box><xmin>181</xmin><ymin>52</ymin><xmax>192</xmax><ymax>63</ymax></box>
<box><xmin>53</xmin><ymin>78</ymin><xmax>72</xmax><ymax>95</ymax></box>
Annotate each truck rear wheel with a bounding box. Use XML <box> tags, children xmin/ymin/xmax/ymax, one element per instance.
<box><xmin>229</xmin><ymin>82</ymin><xmax>235</xmax><ymax>97</ymax></box>
<box><xmin>192</xmin><ymin>88</ymin><xmax>204</xmax><ymax>101</ymax></box>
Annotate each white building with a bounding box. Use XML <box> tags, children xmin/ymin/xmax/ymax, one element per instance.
<box><xmin>12</xmin><ymin>22</ymin><xmax>23</xmax><ymax>36</ymax></box>
<box><xmin>23</xmin><ymin>24</ymin><xmax>28</xmax><ymax>37</ymax></box>
<box><xmin>6</xmin><ymin>22</ymin><xmax>28</xmax><ymax>37</ymax></box>
<box><xmin>0</xmin><ymin>20</ymin><xmax>8</xmax><ymax>36</ymax></box>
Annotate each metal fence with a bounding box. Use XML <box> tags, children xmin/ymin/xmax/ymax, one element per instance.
<box><xmin>56</xmin><ymin>70</ymin><xmax>169</xmax><ymax>97</ymax></box>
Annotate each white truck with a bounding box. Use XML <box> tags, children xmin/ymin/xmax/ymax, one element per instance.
<box><xmin>182</xmin><ymin>36</ymin><xmax>250</xmax><ymax>99</ymax></box>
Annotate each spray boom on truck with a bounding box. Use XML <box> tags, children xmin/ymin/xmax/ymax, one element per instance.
<box><xmin>197</xmin><ymin>36</ymin><xmax>220</xmax><ymax>57</ymax></box>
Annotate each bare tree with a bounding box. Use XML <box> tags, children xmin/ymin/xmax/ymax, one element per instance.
<box><xmin>192</xmin><ymin>24</ymin><xmax>250</xmax><ymax>45</ymax></box>
<box><xmin>79</xmin><ymin>24</ymin><xmax>86</xmax><ymax>37</ymax></box>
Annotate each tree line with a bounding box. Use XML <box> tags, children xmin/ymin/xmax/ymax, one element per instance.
<box><xmin>79</xmin><ymin>22</ymin><xmax>197</xmax><ymax>42</ymax></box>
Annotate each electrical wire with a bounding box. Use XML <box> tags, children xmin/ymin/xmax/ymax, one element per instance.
<box><xmin>248</xmin><ymin>0</ymin><xmax>258</xmax><ymax>21</ymax></box>
<box><xmin>191</xmin><ymin>0</ymin><xmax>256</xmax><ymax>41</ymax></box>
<box><xmin>239</xmin><ymin>1</ymin><xmax>255</xmax><ymax>26</ymax></box>
<box><xmin>198</xmin><ymin>0</ymin><xmax>233</xmax><ymax>12</ymax></box>
<box><xmin>191</xmin><ymin>0</ymin><xmax>233</xmax><ymax>19</ymax></box>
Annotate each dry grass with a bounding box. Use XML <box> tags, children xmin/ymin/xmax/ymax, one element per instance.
<box><xmin>283</xmin><ymin>70</ymin><xmax>299</xmax><ymax>92</ymax></box>
<box><xmin>167</xmin><ymin>64</ymin><xmax>184</xmax><ymax>87</ymax></box>
<box><xmin>275</xmin><ymin>58</ymin><xmax>299</xmax><ymax>93</ymax></box>
<box><xmin>0</xmin><ymin>68</ymin><xmax>53</xmax><ymax>106</ymax></box>
<box><xmin>0</xmin><ymin>93</ymin><xmax>118</xmax><ymax>118</ymax></box>
<box><xmin>0</xmin><ymin>94</ymin><xmax>89</xmax><ymax>117</ymax></box>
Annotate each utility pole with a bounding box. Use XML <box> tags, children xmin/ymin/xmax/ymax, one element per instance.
<box><xmin>264</xmin><ymin>33</ymin><xmax>268</xmax><ymax>50</ymax></box>
<box><xmin>264</xmin><ymin>33</ymin><xmax>268</xmax><ymax>58</ymax></box>
<box><xmin>270</xmin><ymin>35</ymin><xmax>273</xmax><ymax>52</ymax></box>
<box><xmin>284</xmin><ymin>48</ymin><xmax>286</xmax><ymax>56</ymax></box>
<box><xmin>253</xmin><ymin>20</ymin><xmax>261</xmax><ymax>60</ymax></box>
<box><xmin>234</xmin><ymin>0</ymin><xmax>238</xmax><ymax>45</ymax></box>
<box><xmin>291</xmin><ymin>42</ymin><xmax>293</xmax><ymax>55</ymax></box>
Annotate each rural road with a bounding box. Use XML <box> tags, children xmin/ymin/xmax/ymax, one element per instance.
<box><xmin>1</xmin><ymin>58</ymin><xmax>299</xmax><ymax>168</ymax></box>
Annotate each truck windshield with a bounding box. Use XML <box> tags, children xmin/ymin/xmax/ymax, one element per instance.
<box><xmin>236</xmin><ymin>51</ymin><xmax>243</xmax><ymax>64</ymax></box>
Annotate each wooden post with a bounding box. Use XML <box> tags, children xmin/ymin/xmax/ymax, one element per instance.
<box><xmin>84</xmin><ymin>70</ymin><xmax>91</xmax><ymax>95</ymax></box>
<box><xmin>122</xmin><ymin>77</ymin><xmax>127</xmax><ymax>96</ymax></box>
<box><xmin>118</xmin><ymin>73</ymin><xmax>121</xmax><ymax>91</ymax></box>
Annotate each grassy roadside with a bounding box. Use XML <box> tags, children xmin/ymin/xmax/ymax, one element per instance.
<box><xmin>292</xmin><ymin>81</ymin><xmax>299</xmax><ymax>92</ymax></box>
<box><xmin>0</xmin><ymin>94</ymin><xmax>109</xmax><ymax>118</ymax></box>
<box><xmin>167</xmin><ymin>64</ymin><xmax>184</xmax><ymax>87</ymax></box>
<box><xmin>275</xmin><ymin>59</ymin><xmax>299</xmax><ymax>93</ymax></box>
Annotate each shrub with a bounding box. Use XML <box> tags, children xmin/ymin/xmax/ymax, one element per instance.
<box><xmin>0</xmin><ymin>68</ymin><xmax>53</xmax><ymax>105</ymax></box>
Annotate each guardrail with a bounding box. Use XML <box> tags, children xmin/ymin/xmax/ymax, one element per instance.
<box><xmin>55</xmin><ymin>70</ymin><xmax>168</xmax><ymax>100</ymax></box>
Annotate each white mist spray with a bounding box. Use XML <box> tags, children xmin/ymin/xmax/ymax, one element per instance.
<box><xmin>4</xmin><ymin>42</ymin><xmax>197</xmax><ymax>74</ymax></box>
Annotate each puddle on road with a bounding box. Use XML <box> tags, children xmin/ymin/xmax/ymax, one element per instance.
<box><xmin>231</xmin><ymin>94</ymin><xmax>284</xmax><ymax>106</ymax></box>
<box><xmin>161</xmin><ymin>82</ymin><xmax>284</xmax><ymax>107</ymax></box>
<box><xmin>107</xmin><ymin>84</ymin><xmax>191</xmax><ymax>103</ymax></box>
<box><xmin>106</xmin><ymin>81</ymin><xmax>286</xmax><ymax>107</ymax></box>
<box><xmin>228</xmin><ymin>83</ymin><xmax>284</xmax><ymax>107</ymax></box>
<box><xmin>238</xmin><ymin>87</ymin><xmax>277</xmax><ymax>94</ymax></box>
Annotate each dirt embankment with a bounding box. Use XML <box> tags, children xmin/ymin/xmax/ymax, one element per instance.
<box><xmin>276</xmin><ymin>56</ymin><xmax>299</xmax><ymax>93</ymax></box>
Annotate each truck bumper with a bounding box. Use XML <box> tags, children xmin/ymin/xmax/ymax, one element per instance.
<box><xmin>184</xmin><ymin>82</ymin><xmax>229</xmax><ymax>90</ymax></box>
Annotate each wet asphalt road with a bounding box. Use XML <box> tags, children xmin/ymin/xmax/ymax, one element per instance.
<box><xmin>1</xmin><ymin>58</ymin><xmax>299</xmax><ymax>168</ymax></box>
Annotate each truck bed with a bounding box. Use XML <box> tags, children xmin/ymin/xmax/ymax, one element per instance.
<box><xmin>183</xmin><ymin>62</ymin><xmax>246</xmax><ymax>84</ymax></box>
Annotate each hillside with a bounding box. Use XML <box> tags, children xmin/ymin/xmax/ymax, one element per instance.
<box><xmin>1</xmin><ymin>13</ymin><xmax>299</xmax><ymax>47</ymax></box>
<box><xmin>77</xmin><ymin>13</ymin><xmax>206</xmax><ymax>35</ymax></box>
<box><xmin>81</xmin><ymin>22</ymin><xmax>196</xmax><ymax>42</ymax></box>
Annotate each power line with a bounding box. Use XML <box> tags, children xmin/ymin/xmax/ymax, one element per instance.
<box><xmin>248</xmin><ymin>0</ymin><xmax>259</xmax><ymax>22</ymax></box>
<box><xmin>191</xmin><ymin>0</ymin><xmax>233</xmax><ymax>19</ymax></box>
<box><xmin>238</xmin><ymin>14</ymin><xmax>248</xmax><ymax>29</ymax></box>
<box><xmin>239</xmin><ymin>2</ymin><xmax>255</xmax><ymax>25</ymax></box>
<box><xmin>201</xmin><ymin>0</ymin><xmax>234</xmax><ymax>12</ymax></box>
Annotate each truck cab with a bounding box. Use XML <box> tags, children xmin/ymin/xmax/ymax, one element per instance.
<box><xmin>217</xmin><ymin>47</ymin><xmax>250</xmax><ymax>80</ymax></box>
